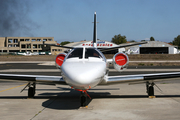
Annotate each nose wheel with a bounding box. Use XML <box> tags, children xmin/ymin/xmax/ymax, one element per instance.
<box><xmin>80</xmin><ymin>92</ymin><xmax>87</xmax><ymax>107</ymax></box>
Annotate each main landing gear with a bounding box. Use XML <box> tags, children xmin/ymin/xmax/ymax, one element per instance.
<box><xmin>28</xmin><ymin>82</ymin><xmax>36</xmax><ymax>98</ymax></box>
<box><xmin>146</xmin><ymin>82</ymin><xmax>155</xmax><ymax>98</ymax></box>
<box><xmin>21</xmin><ymin>82</ymin><xmax>36</xmax><ymax>98</ymax></box>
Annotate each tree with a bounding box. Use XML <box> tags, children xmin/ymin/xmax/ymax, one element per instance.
<box><xmin>60</xmin><ymin>41</ymin><xmax>71</xmax><ymax>46</ymax></box>
<box><xmin>172</xmin><ymin>35</ymin><xmax>180</xmax><ymax>48</ymax></box>
<box><xmin>150</xmin><ymin>36</ymin><xmax>155</xmax><ymax>41</ymax></box>
<box><xmin>111</xmin><ymin>34</ymin><xmax>127</xmax><ymax>45</ymax></box>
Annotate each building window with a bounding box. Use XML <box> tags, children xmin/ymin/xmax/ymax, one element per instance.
<box><xmin>20</xmin><ymin>39</ymin><xmax>25</xmax><ymax>41</ymax></box>
<box><xmin>33</xmin><ymin>45</ymin><xmax>37</xmax><ymax>48</ymax></box>
<box><xmin>14</xmin><ymin>45</ymin><xmax>19</xmax><ymax>47</ymax></box>
<box><xmin>21</xmin><ymin>45</ymin><xmax>26</xmax><ymax>48</ymax></box>
<box><xmin>27</xmin><ymin>44</ymin><xmax>31</xmax><ymax>48</ymax></box>
<box><xmin>25</xmin><ymin>39</ymin><xmax>30</xmax><ymax>41</ymax></box>
<box><xmin>38</xmin><ymin>45</ymin><xmax>42</xmax><ymax>48</ymax></box>
<box><xmin>43</xmin><ymin>39</ymin><xmax>47</xmax><ymax>41</ymax></box>
<box><xmin>48</xmin><ymin>39</ymin><xmax>52</xmax><ymax>41</ymax></box>
<box><xmin>32</xmin><ymin>39</ymin><xmax>36</xmax><ymax>42</ymax></box>
<box><xmin>37</xmin><ymin>39</ymin><xmax>41</xmax><ymax>41</ymax></box>
<box><xmin>8</xmin><ymin>39</ymin><xmax>13</xmax><ymax>43</ymax></box>
<box><xmin>14</xmin><ymin>39</ymin><xmax>18</xmax><ymax>43</ymax></box>
<box><xmin>8</xmin><ymin>44</ymin><xmax>13</xmax><ymax>47</ymax></box>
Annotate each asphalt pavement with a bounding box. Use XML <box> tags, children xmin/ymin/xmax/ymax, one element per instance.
<box><xmin>0</xmin><ymin>62</ymin><xmax>180</xmax><ymax>120</ymax></box>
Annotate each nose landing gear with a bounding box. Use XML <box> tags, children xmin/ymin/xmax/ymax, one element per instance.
<box><xmin>81</xmin><ymin>92</ymin><xmax>87</xmax><ymax>107</ymax></box>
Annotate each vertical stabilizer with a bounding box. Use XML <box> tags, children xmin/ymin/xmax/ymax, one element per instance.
<box><xmin>93</xmin><ymin>12</ymin><xmax>97</xmax><ymax>48</ymax></box>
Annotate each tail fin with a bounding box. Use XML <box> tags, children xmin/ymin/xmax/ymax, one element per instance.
<box><xmin>93</xmin><ymin>12</ymin><xmax>97</xmax><ymax>48</ymax></box>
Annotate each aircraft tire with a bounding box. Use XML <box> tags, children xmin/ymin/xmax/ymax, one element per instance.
<box><xmin>148</xmin><ymin>86</ymin><xmax>154</xmax><ymax>96</ymax></box>
<box><xmin>81</xmin><ymin>95</ymin><xmax>86</xmax><ymax>107</ymax></box>
<box><xmin>28</xmin><ymin>87</ymin><xmax>35</xmax><ymax>98</ymax></box>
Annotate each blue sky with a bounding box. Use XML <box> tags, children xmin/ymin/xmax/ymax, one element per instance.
<box><xmin>1</xmin><ymin>0</ymin><xmax>180</xmax><ymax>43</ymax></box>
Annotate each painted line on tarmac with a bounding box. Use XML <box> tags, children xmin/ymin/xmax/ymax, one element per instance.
<box><xmin>0</xmin><ymin>83</ymin><xmax>27</xmax><ymax>93</ymax></box>
<box><xmin>0</xmin><ymin>69</ymin><xmax>180</xmax><ymax>72</ymax></box>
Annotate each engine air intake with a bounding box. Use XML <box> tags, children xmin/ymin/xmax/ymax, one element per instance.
<box><xmin>113</xmin><ymin>52</ymin><xmax>129</xmax><ymax>72</ymax></box>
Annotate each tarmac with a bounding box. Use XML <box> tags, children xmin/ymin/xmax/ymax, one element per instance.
<box><xmin>0</xmin><ymin>62</ymin><xmax>180</xmax><ymax>120</ymax></box>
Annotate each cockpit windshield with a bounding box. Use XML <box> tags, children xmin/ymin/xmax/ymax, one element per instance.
<box><xmin>67</xmin><ymin>48</ymin><xmax>83</xmax><ymax>59</ymax></box>
<box><xmin>85</xmin><ymin>48</ymin><xmax>103</xmax><ymax>59</ymax></box>
<box><xmin>66</xmin><ymin>48</ymin><xmax>104</xmax><ymax>60</ymax></box>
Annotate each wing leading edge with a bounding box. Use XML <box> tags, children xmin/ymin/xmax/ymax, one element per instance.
<box><xmin>100</xmin><ymin>72</ymin><xmax>180</xmax><ymax>85</ymax></box>
<box><xmin>0</xmin><ymin>74</ymin><xmax>66</xmax><ymax>84</ymax></box>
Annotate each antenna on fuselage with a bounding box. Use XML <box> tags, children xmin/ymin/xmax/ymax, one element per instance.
<box><xmin>93</xmin><ymin>12</ymin><xmax>97</xmax><ymax>48</ymax></box>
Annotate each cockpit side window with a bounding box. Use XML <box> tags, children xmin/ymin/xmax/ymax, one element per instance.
<box><xmin>67</xmin><ymin>48</ymin><xmax>83</xmax><ymax>59</ymax></box>
<box><xmin>85</xmin><ymin>48</ymin><xmax>103</xmax><ymax>59</ymax></box>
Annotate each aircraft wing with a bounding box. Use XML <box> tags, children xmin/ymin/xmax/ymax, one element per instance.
<box><xmin>0</xmin><ymin>74</ymin><xmax>66</xmax><ymax>85</ymax></box>
<box><xmin>99</xmin><ymin>42</ymin><xmax>148</xmax><ymax>52</ymax></box>
<box><xmin>44</xmin><ymin>44</ymin><xmax>74</xmax><ymax>49</ymax></box>
<box><xmin>101</xmin><ymin>72</ymin><xmax>180</xmax><ymax>85</ymax></box>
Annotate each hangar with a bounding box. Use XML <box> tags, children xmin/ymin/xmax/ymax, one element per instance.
<box><xmin>128</xmin><ymin>41</ymin><xmax>178</xmax><ymax>54</ymax></box>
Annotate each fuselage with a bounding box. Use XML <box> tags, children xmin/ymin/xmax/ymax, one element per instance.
<box><xmin>61</xmin><ymin>47</ymin><xmax>107</xmax><ymax>90</ymax></box>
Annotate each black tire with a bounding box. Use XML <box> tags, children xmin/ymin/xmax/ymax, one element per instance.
<box><xmin>28</xmin><ymin>87</ymin><xmax>34</xmax><ymax>98</ymax></box>
<box><xmin>81</xmin><ymin>96</ymin><xmax>86</xmax><ymax>107</ymax></box>
<box><xmin>148</xmin><ymin>86</ymin><xmax>154</xmax><ymax>96</ymax></box>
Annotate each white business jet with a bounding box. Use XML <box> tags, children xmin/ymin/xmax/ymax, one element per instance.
<box><xmin>1</xmin><ymin>12</ymin><xmax>180</xmax><ymax>106</ymax></box>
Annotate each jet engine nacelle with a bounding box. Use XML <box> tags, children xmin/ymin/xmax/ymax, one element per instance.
<box><xmin>113</xmin><ymin>52</ymin><xmax>129</xmax><ymax>72</ymax></box>
<box><xmin>55</xmin><ymin>53</ymin><xmax>67</xmax><ymax>70</ymax></box>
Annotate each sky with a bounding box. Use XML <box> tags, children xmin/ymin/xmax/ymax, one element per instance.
<box><xmin>0</xmin><ymin>0</ymin><xmax>180</xmax><ymax>43</ymax></box>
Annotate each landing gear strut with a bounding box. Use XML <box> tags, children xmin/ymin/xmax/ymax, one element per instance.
<box><xmin>28</xmin><ymin>82</ymin><xmax>36</xmax><ymax>98</ymax></box>
<box><xmin>146</xmin><ymin>82</ymin><xmax>155</xmax><ymax>97</ymax></box>
<box><xmin>80</xmin><ymin>91</ymin><xmax>87</xmax><ymax>107</ymax></box>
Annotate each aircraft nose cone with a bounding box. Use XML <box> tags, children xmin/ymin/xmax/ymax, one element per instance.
<box><xmin>61</xmin><ymin>61</ymin><xmax>106</xmax><ymax>89</ymax></box>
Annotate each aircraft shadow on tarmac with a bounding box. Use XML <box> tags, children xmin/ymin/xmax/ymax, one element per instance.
<box><xmin>1</xmin><ymin>88</ymin><xmax>180</xmax><ymax>110</ymax></box>
<box><xmin>40</xmin><ymin>91</ymin><xmax>180</xmax><ymax>110</ymax></box>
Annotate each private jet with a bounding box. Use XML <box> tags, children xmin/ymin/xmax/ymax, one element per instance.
<box><xmin>1</xmin><ymin>12</ymin><xmax>180</xmax><ymax>106</ymax></box>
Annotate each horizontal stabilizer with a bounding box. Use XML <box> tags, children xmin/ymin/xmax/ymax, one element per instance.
<box><xmin>99</xmin><ymin>41</ymin><xmax>148</xmax><ymax>52</ymax></box>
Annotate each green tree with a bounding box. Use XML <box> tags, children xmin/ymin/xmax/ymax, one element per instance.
<box><xmin>60</xmin><ymin>41</ymin><xmax>71</xmax><ymax>46</ymax></box>
<box><xmin>111</xmin><ymin>34</ymin><xmax>127</xmax><ymax>45</ymax></box>
<box><xmin>150</xmin><ymin>36</ymin><xmax>155</xmax><ymax>41</ymax></box>
<box><xmin>172</xmin><ymin>35</ymin><xmax>180</xmax><ymax>48</ymax></box>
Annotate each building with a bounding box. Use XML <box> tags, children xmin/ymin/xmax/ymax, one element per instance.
<box><xmin>51</xmin><ymin>46</ymin><xmax>65</xmax><ymax>55</ymax></box>
<box><xmin>128</xmin><ymin>41</ymin><xmax>178</xmax><ymax>54</ymax></box>
<box><xmin>0</xmin><ymin>37</ymin><xmax>57</xmax><ymax>53</ymax></box>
